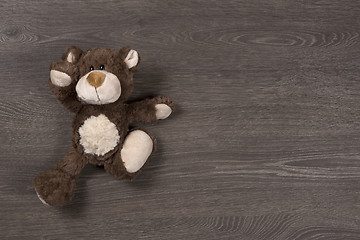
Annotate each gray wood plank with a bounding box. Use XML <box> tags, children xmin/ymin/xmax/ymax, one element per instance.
<box><xmin>1</xmin><ymin>0</ymin><xmax>360</xmax><ymax>239</ymax></box>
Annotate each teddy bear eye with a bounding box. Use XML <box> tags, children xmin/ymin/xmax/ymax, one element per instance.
<box><xmin>90</xmin><ymin>66</ymin><xmax>94</xmax><ymax>71</ymax></box>
<box><xmin>100</xmin><ymin>65</ymin><xmax>105</xmax><ymax>70</ymax></box>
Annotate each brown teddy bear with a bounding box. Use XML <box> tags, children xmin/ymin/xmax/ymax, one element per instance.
<box><xmin>33</xmin><ymin>46</ymin><xmax>174</xmax><ymax>206</ymax></box>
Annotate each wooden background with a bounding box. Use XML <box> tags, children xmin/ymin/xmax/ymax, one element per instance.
<box><xmin>1</xmin><ymin>0</ymin><xmax>360</xmax><ymax>239</ymax></box>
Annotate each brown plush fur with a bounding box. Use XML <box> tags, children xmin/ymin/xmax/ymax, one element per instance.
<box><xmin>34</xmin><ymin>46</ymin><xmax>174</xmax><ymax>206</ymax></box>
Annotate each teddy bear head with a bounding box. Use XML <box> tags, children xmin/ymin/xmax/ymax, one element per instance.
<box><xmin>62</xmin><ymin>46</ymin><xmax>140</xmax><ymax>105</ymax></box>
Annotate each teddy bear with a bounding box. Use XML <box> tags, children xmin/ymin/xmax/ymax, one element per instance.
<box><xmin>33</xmin><ymin>46</ymin><xmax>174</xmax><ymax>206</ymax></box>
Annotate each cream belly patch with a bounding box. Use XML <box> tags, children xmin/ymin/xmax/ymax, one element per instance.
<box><xmin>79</xmin><ymin>114</ymin><xmax>120</xmax><ymax>156</ymax></box>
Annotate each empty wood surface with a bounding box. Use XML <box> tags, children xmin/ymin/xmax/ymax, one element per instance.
<box><xmin>1</xmin><ymin>0</ymin><xmax>360</xmax><ymax>239</ymax></box>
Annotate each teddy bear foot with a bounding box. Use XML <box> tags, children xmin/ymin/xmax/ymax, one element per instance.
<box><xmin>33</xmin><ymin>168</ymin><xmax>77</xmax><ymax>206</ymax></box>
<box><xmin>105</xmin><ymin>129</ymin><xmax>156</xmax><ymax>180</ymax></box>
<box><xmin>121</xmin><ymin>129</ymin><xmax>155</xmax><ymax>174</ymax></box>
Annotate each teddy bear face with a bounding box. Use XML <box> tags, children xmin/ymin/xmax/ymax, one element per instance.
<box><xmin>67</xmin><ymin>47</ymin><xmax>138</xmax><ymax>105</ymax></box>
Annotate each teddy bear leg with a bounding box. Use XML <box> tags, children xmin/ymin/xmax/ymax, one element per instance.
<box><xmin>33</xmin><ymin>147</ymin><xmax>87</xmax><ymax>206</ymax></box>
<box><xmin>105</xmin><ymin>129</ymin><xmax>156</xmax><ymax>180</ymax></box>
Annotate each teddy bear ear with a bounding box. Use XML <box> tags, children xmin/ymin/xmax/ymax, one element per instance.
<box><xmin>61</xmin><ymin>46</ymin><xmax>83</xmax><ymax>64</ymax></box>
<box><xmin>119</xmin><ymin>46</ymin><xmax>140</xmax><ymax>69</ymax></box>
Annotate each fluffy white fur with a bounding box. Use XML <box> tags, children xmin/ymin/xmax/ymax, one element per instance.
<box><xmin>50</xmin><ymin>70</ymin><xmax>72</xmax><ymax>87</ymax></box>
<box><xmin>79</xmin><ymin>114</ymin><xmax>120</xmax><ymax>156</ymax></box>
<box><xmin>124</xmin><ymin>49</ymin><xmax>139</xmax><ymax>69</ymax></box>
<box><xmin>155</xmin><ymin>104</ymin><xmax>172</xmax><ymax>119</ymax></box>
<box><xmin>121</xmin><ymin>130</ymin><xmax>153</xmax><ymax>173</ymax></box>
<box><xmin>76</xmin><ymin>70</ymin><xmax>121</xmax><ymax>105</ymax></box>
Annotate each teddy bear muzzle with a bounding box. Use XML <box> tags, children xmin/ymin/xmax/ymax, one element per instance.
<box><xmin>75</xmin><ymin>70</ymin><xmax>122</xmax><ymax>105</ymax></box>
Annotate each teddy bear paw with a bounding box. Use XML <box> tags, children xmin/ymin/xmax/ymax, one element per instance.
<box><xmin>49</xmin><ymin>61</ymin><xmax>79</xmax><ymax>87</ymax></box>
<box><xmin>155</xmin><ymin>104</ymin><xmax>172</xmax><ymax>119</ymax></box>
<box><xmin>50</xmin><ymin>70</ymin><xmax>72</xmax><ymax>87</ymax></box>
<box><xmin>153</xmin><ymin>96</ymin><xmax>174</xmax><ymax>120</ymax></box>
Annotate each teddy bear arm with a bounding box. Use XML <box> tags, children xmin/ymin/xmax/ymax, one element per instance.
<box><xmin>126</xmin><ymin>100</ymin><xmax>157</xmax><ymax>123</ymax></box>
<box><xmin>49</xmin><ymin>61</ymin><xmax>82</xmax><ymax>112</ymax></box>
<box><xmin>50</xmin><ymin>61</ymin><xmax>78</xmax><ymax>86</ymax></box>
<box><xmin>49</xmin><ymin>79</ymin><xmax>82</xmax><ymax>113</ymax></box>
<box><xmin>127</xmin><ymin>96</ymin><xmax>174</xmax><ymax>123</ymax></box>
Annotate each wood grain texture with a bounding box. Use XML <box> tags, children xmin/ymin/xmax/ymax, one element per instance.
<box><xmin>1</xmin><ymin>0</ymin><xmax>360</xmax><ymax>239</ymax></box>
